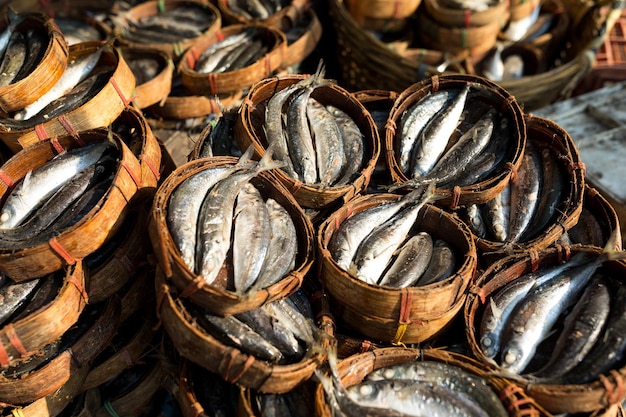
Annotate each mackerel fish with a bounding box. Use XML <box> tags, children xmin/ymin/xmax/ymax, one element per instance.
<box><xmin>377</xmin><ymin>232</ymin><xmax>433</xmax><ymax>288</ymax></box>
<box><xmin>415</xmin><ymin>239</ymin><xmax>457</xmax><ymax>286</ymax></box>
<box><xmin>308</xmin><ymin>98</ymin><xmax>345</xmax><ymax>186</ymax></box>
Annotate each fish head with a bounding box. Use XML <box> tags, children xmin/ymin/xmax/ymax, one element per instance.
<box><xmin>480</xmin><ymin>333</ymin><xmax>498</xmax><ymax>359</ymax></box>
<box><xmin>0</xmin><ymin>204</ymin><xmax>16</xmax><ymax>228</ymax></box>
<box><xmin>500</xmin><ymin>345</ymin><xmax>526</xmax><ymax>374</ymax></box>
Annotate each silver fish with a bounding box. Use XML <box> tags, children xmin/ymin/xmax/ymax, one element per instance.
<box><xmin>503</xmin><ymin>5</ymin><xmax>541</xmax><ymax>41</ymax></box>
<box><xmin>233</xmin><ymin>182</ymin><xmax>271</xmax><ymax>293</ymax></box>
<box><xmin>415</xmin><ymin>239</ymin><xmax>457</xmax><ymax>286</ymax></box>
<box><xmin>252</xmin><ymin>198</ymin><xmax>297</xmax><ymax>291</ymax></box>
<box><xmin>482</xmin><ymin>185</ymin><xmax>510</xmax><ymax>242</ymax></box>
<box><xmin>307</xmin><ymin>98</ymin><xmax>345</xmax><ymax>186</ymax></box>
<box><xmin>264</xmin><ymin>298</ymin><xmax>315</xmax><ymax>346</ymax></box>
<box><xmin>0</xmin><ymin>141</ymin><xmax>115</xmax><ymax>229</ymax></box>
<box><xmin>0</xmin><ymin>30</ymin><xmax>26</xmax><ymax>87</ymax></box>
<box><xmin>326</xmin><ymin>104</ymin><xmax>364</xmax><ymax>186</ymax></box>
<box><xmin>286</xmin><ymin>83</ymin><xmax>319</xmax><ymax>184</ymax></box>
<box><xmin>377</xmin><ymin>232</ymin><xmax>433</xmax><ymax>288</ymax></box>
<box><xmin>462</xmin><ymin>204</ymin><xmax>487</xmax><ymax>239</ymax></box>
<box><xmin>410</xmin><ymin>84</ymin><xmax>469</xmax><ymax>178</ymax></box>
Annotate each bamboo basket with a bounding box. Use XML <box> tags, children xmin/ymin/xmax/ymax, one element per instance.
<box><xmin>280</xmin><ymin>8</ymin><xmax>323</xmax><ymax>70</ymax></box>
<box><xmin>473</xmin><ymin>114</ymin><xmax>585</xmax><ymax>262</ymax></box>
<box><xmin>149</xmin><ymin>156</ymin><xmax>315</xmax><ymax>316</ymax></box>
<box><xmin>0</xmin><ymin>13</ymin><xmax>68</xmax><ymax>114</ymax></box>
<box><xmin>566</xmin><ymin>185</ymin><xmax>622</xmax><ymax>250</ymax></box>
<box><xmin>385</xmin><ymin>74</ymin><xmax>526</xmax><ymax>209</ymax></box>
<box><xmin>146</xmin><ymin>88</ymin><xmax>243</xmax><ymax>120</ymax></box>
<box><xmin>187</xmin><ymin>110</ymin><xmax>238</xmax><ymax>161</ymax></box>
<box><xmin>235</xmin><ymin>74</ymin><xmax>380</xmax><ymax>209</ymax></box>
<box><xmin>117</xmin><ymin>262</ymin><xmax>157</xmax><ymax>323</ymax></box>
<box><xmin>42</xmin><ymin>4</ymin><xmax>112</xmax><ymax>45</ymax></box>
<box><xmin>83</xmin><ymin>311</ymin><xmax>158</xmax><ymax>392</ymax></box>
<box><xmin>117</xmin><ymin>47</ymin><xmax>173</xmax><ymax>110</ymax></box>
<box><xmin>178</xmin><ymin>24</ymin><xmax>287</xmax><ymax>96</ymax></box>
<box><xmin>0</xmin><ymin>263</ymin><xmax>87</xmax><ymax>369</ymax></box>
<box><xmin>115</xmin><ymin>0</ymin><xmax>221</xmax><ymax>59</ymax></box>
<box><xmin>155</xmin><ymin>267</ymin><xmax>328</xmax><ymax>394</ymax></box>
<box><xmin>317</xmin><ymin>194</ymin><xmax>477</xmax><ymax>344</ymax></box>
<box><xmin>344</xmin><ymin>0</ymin><xmax>423</xmax><ymax>32</ymax></box>
<box><xmin>0</xmin><ymin>129</ymin><xmax>145</xmax><ymax>281</ymax></box>
<box><xmin>314</xmin><ymin>347</ymin><xmax>551</xmax><ymax>417</ymax></box>
<box><xmin>509</xmin><ymin>0</ymin><xmax>541</xmax><ymax>22</ymax></box>
<box><xmin>417</xmin><ymin>7</ymin><xmax>504</xmax><ymax>58</ymax></box>
<box><xmin>216</xmin><ymin>0</ymin><xmax>310</xmax><ymax>28</ymax></box>
<box><xmin>57</xmin><ymin>389</ymin><xmax>101</xmax><ymax>417</ymax></box>
<box><xmin>423</xmin><ymin>0</ymin><xmax>509</xmax><ymax>27</ymax></box>
<box><xmin>0</xmin><ymin>296</ymin><xmax>120</xmax><ymax>405</ymax></box>
<box><xmin>465</xmin><ymin>245</ymin><xmax>626</xmax><ymax>414</ymax></box>
<box><xmin>86</xmin><ymin>200</ymin><xmax>151</xmax><ymax>304</ymax></box>
<box><xmin>0</xmin><ymin>40</ymin><xmax>136</xmax><ymax>154</ymax></box>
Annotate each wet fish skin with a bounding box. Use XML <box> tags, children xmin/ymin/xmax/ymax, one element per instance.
<box><xmin>0</xmin><ymin>140</ymin><xmax>116</xmax><ymax>229</ymax></box>
<box><xmin>410</xmin><ymin>84</ymin><xmax>469</xmax><ymax>178</ymax></box>
<box><xmin>377</xmin><ymin>232</ymin><xmax>433</xmax><ymax>288</ymax></box>
<box><xmin>0</xmin><ymin>30</ymin><xmax>26</xmax><ymax>87</ymax></box>
<box><xmin>251</xmin><ymin>198</ymin><xmax>297</xmax><ymax>291</ymax></box>
<box><xmin>286</xmin><ymin>83</ymin><xmax>319</xmax><ymax>184</ymax></box>
<box><xmin>233</xmin><ymin>182</ymin><xmax>271</xmax><ymax>293</ymax></box>
<box><xmin>307</xmin><ymin>99</ymin><xmax>345</xmax><ymax>186</ymax></box>
<box><xmin>326</xmin><ymin>104</ymin><xmax>364</xmax><ymax>186</ymax></box>
<box><xmin>533</xmin><ymin>276</ymin><xmax>610</xmax><ymax>379</ymax></box>
<box><xmin>415</xmin><ymin>239</ymin><xmax>457</xmax><ymax>286</ymax></box>
<box><xmin>265</xmin><ymin>298</ymin><xmax>316</xmax><ymax>346</ymax></box>
<box><xmin>567</xmin><ymin>207</ymin><xmax>606</xmax><ymax>246</ymax></box>
<box><xmin>482</xmin><ymin>185</ymin><xmax>509</xmax><ymax>242</ymax></box>
<box><xmin>0</xmin><ymin>278</ymin><xmax>41</xmax><ymax>327</ymax></box>
<box><xmin>462</xmin><ymin>204</ymin><xmax>487</xmax><ymax>238</ymax></box>
<box><xmin>503</xmin><ymin>4</ymin><xmax>541</xmax><ymax>41</ymax></box>
<box><xmin>365</xmin><ymin>360</ymin><xmax>508</xmax><ymax>417</ymax></box>
<box><xmin>13</xmin><ymin>28</ymin><xmax>47</xmax><ymax>84</ymax></box>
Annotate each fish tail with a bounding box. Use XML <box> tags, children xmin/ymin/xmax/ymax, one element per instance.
<box><xmin>257</xmin><ymin>142</ymin><xmax>286</xmax><ymax>172</ymax></box>
<box><xmin>236</xmin><ymin>144</ymin><xmax>257</xmax><ymax>167</ymax></box>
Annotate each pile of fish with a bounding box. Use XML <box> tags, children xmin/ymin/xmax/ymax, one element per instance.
<box><xmin>167</xmin><ymin>148</ymin><xmax>298</xmax><ymax>294</ymax></box>
<box><xmin>263</xmin><ymin>69</ymin><xmax>366</xmax><ymax>187</ymax></box>
<box><xmin>55</xmin><ymin>17</ymin><xmax>106</xmax><ymax>45</ymax></box>
<box><xmin>0</xmin><ymin>11</ymin><xmax>44</xmax><ymax>89</ymax></box>
<box><xmin>479</xmin><ymin>250</ymin><xmax>626</xmax><ymax>384</ymax></box>
<box><xmin>318</xmin><ymin>350</ymin><xmax>509</xmax><ymax>417</ymax></box>
<box><xmin>462</xmin><ymin>141</ymin><xmax>566</xmax><ymax>244</ymax></box>
<box><xmin>394</xmin><ymin>84</ymin><xmax>513</xmax><ymax>189</ymax></box>
<box><xmin>194</xmin><ymin>111</ymin><xmax>240</xmax><ymax>159</ymax></box>
<box><xmin>191</xmin><ymin>290</ymin><xmax>317</xmax><ymax>364</ymax></box>
<box><xmin>0</xmin><ymin>42</ymin><xmax>111</xmax><ymax>127</ymax></box>
<box><xmin>116</xmin><ymin>4</ymin><xmax>217</xmax><ymax>44</ymax></box>
<box><xmin>329</xmin><ymin>185</ymin><xmax>458</xmax><ymax>287</ymax></box>
<box><xmin>438</xmin><ymin>0</ymin><xmax>500</xmax><ymax>12</ymax></box>
<box><xmin>227</xmin><ymin>0</ymin><xmax>288</xmax><ymax>20</ymax></box>
<box><xmin>193</xmin><ymin>28</ymin><xmax>269</xmax><ymax>74</ymax></box>
<box><xmin>0</xmin><ymin>140</ymin><xmax>118</xmax><ymax>248</ymax></box>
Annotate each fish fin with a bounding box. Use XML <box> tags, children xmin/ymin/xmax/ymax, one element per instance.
<box><xmin>257</xmin><ymin>142</ymin><xmax>286</xmax><ymax>172</ymax></box>
<box><xmin>489</xmin><ymin>297</ymin><xmax>502</xmax><ymax>320</ymax></box>
<box><xmin>236</xmin><ymin>144</ymin><xmax>257</xmax><ymax>167</ymax></box>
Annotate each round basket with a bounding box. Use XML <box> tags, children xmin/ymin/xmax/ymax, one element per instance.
<box><xmin>118</xmin><ymin>46</ymin><xmax>173</xmax><ymax>110</ymax></box>
<box><xmin>43</xmin><ymin>5</ymin><xmax>112</xmax><ymax>45</ymax></box>
<box><xmin>314</xmin><ymin>347</ymin><xmax>550</xmax><ymax>417</ymax></box>
<box><xmin>178</xmin><ymin>24</ymin><xmax>287</xmax><ymax>96</ymax></box>
<box><xmin>423</xmin><ymin>0</ymin><xmax>509</xmax><ymax>28</ymax></box>
<box><xmin>0</xmin><ymin>296</ymin><xmax>120</xmax><ymax>405</ymax></box>
<box><xmin>115</xmin><ymin>0</ymin><xmax>222</xmax><ymax>59</ymax></box>
<box><xmin>473</xmin><ymin>114</ymin><xmax>585</xmax><ymax>261</ymax></box>
<box><xmin>317</xmin><ymin>194</ymin><xmax>477</xmax><ymax>344</ymax></box>
<box><xmin>187</xmin><ymin>110</ymin><xmax>239</xmax><ymax>161</ymax></box>
<box><xmin>118</xmin><ymin>262</ymin><xmax>157</xmax><ymax>323</ymax></box>
<box><xmin>0</xmin><ymin>263</ymin><xmax>87</xmax><ymax>369</ymax></box>
<box><xmin>149</xmin><ymin>156</ymin><xmax>315</xmax><ymax>316</ymax></box>
<box><xmin>385</xmin><ymin>74</ymin><xmax>526</xmax><ymax>209</ymax></box>
<box><xmin>146</xmin><ymin>88</ymin><xmax>243</xmax><ymax>120</ymax></box>
<box><xmin>155</xmin><ymin>267</ymin><xmax>327</xmax><ymax>394</ymax></box>
<box><xmin>280</xmin><ymin>8</ymin><xmax>323</xmax><ymax>70</ymax></box>
<box><xmin>344</xmin><ymin>0</ymin><xmax>423</xmax><ymax>32</ymax></box>
<box><xmin>509</xmin><ymin>0</ymin><xmax>541</xmax><ymax>22</ymax></box>
<box><xmin>0</xmin><ymin>13</ymin><xmax>68</xmax><ymax>115</ymax></box>
<box><xmin>0</xmin><ymin>40</ymin><xmax>135</xmax><ymax>154</ymax></box>
<box><xmin>0</xmin><ymin>129</ymin><xmax>145</xmax><ymax>281</ymax></box>
<box><xmin>216</xmin><ymin>0</ymin><xmax>309</xmax><ymax>28</ymax></box>
<box><xmin>465</xmin><ymin>245</ymin><xmax>626</xmax><ymax>414</ymax></box>
<box><xmin>235</xmin><ymin>74</ymin><xmax>380</xmax><ymax>209</ymax></box>
<box><xmin>566</xmin><ymin>185</ymin><xmax>622</xmax><ymax>250</ymax></box>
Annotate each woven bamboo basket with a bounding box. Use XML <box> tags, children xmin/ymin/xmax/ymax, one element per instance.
<box><xmin>82</xmin><ymin>311</ymin><xmax>158</xmax><ymax>392</ymax></box>
<box><xmin>117</xmin><ymin>46</ymin><xmax>173</xmax><ymax>110</ymax></box>
<box><xmin>0</xmin><ymin>13</ymin><xmax>68</xmax><ymax>115</ymax></box>
<box><xmin>424</xmin><ymin>0</ymin><xmax>509</xmax><ymax>28</ymax></box>
<box><xmin>508</xmin><ymin>0</ymin><xmax>541</xmax><ymax>22</ymax></box>
<box><xmin>111</xmin><ymin>105</ymin><xmax>162</xmax><ymax>190</ymax></box>
<box><xmin>417</xmin><ymin>7</ymin><xmax>504</xmax><ymax>58</ymax></box>
<box><xmin>0</xmin><ymin>40</ymin><xmax>135</xmax><ymax>154</ymax></box>
<box><xmin>0</xmin><ymin>263</ymin><xmax>87</xmax><ymax>370</ymax></box>
<box><xmin>473</xmin><ymin>114</ymin><xmax>585</xmax><ymax>263</ymax></box>
<box><xmin>235</xmin><ymin>74</ymin><xmax>380</xmax><ymax>209</ymax></box>
<box><xmin>155</xmin><ymin>267</ymin><xmax>328</xmax><ymax>394</ymax></box>
<box><xmin>149</xmin><ymin>156</ymin><xmax>315</xmax><ymax>316</ymax></box>
<box><xmin>41</xmin><ymin>3</ymin><xmax>112</xmax><ymax>45</ymax></box>
<box><xmin>237</xmin><ymin>379</ymin><xmax>317</xmax><ymax>417</ymax></box>
<box><xmin>115</xmin><ymin>0</ymin><xmax>221</xmax><ymax>59</ymax></box>
<box><xmin>179</xmin><ymin>25</ymin><xmax>287</xmax><ymax>96</ymax></box>
<box><xmin>117</xmin><ymin>262</ymin><xmax>157</xmax><ymax>324</ymax></box>
<box><xmin>317</xmin><ymin>194</ymin><xmax>477</xmax><ymax>344</ymax></box>
<box><xmin>0</xmin><ymin>129</ymin><xmax>145</xmax><ymax>281</ymax></box>
<box><xmin>187</xmin><ymin>110</ymin><xmax>238</xmax><ymax>161</ymax></box>
<box><xmin>566</xmin><ymin>185</ymin><xmax>622</xmax><ymax>250</ymax></box>
<box><xmin>280</xmin><ymin>8</ymin><xmax>323</xmax><ymax>70</ymax></box>
<box><xmin>57</xmin><ymin>389</ymin><xmax>101</xmax><ymax>417</ymax></box>
<box><xmin>344</xmin><ymin>0</ymin><xmax>422</xmax><ymax>32</ymax></box>
<box><xmin>86</xmin><ymin>200</ymin><xmax>151</xmax><ymax>304</ymax></box>
<box><xmin>385</xmin><ymin>74</ymin><xmax>526</xmax><ymax>209</ymax></box>
<box><xmin>216</xmin><ymin>0</ymin><xmax>310</xmax><ymax>28</ymax></box>
<box><xmin>314</xmin><ymin>347</ymin><xmax>551</xmax><ymax>417</ymax></box>
<box><xmin>0</xmin><ymin>296</ymin><xmax>120</xmax><ymax>405</ymax></box>
<box><xmin>146</xmin><ymin>88</ymin><xmax>243</xmax><ymax>120</ymax></box>
<box><xmin>465</xmin><ymin>245</ymin><xmax>626</xmax><ymax>414</ymax></box>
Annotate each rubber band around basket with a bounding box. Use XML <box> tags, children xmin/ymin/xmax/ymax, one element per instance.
<box><xmin>49</xmin><ymin>236</ymin><xmax>78</xmax><ymax>265</ymax></box>
<box><xmin>216</xmin><ymin>29</ymin><xmax>224</xmax><ymax>42</ymax></box>
<box><xmin>57</xmin><ymin>115</ymin><xmax>81</xmax><ymax>141</ymax></box>
<box><xmin>141</xmin><ymin>153</ymin><xmax>161</xmax><ymax>181</ymax></box>
<box><xmin>0</xmin><ymin>170</ymin><xmax>14</xmax><ymax>189</ymax></box>
<box><xmin>208</xmin><ymin>73</ymin><xmax>218</xmax><ymax>95</ymax></box>
<box><xmin>110</xmin><ymin>77</ymin><xmax>132</xmax><ymax>106</ymax></box>
<box><xmin>464</xmin><ymin>9</ymin><xmax>471</xmax><ymax>28</ymax></box>
<box><xmin>35</xmin><ymin>123</ymin><xmax>50</xmax><ymax>141</ymax></box>
<box><xmin>229</xmin><ymin>354</ymin><xmax>255</xmax><ymax>384</ymax></box>
<box><xmin>67</xmin><ymin>273</ymin><xmax>89</xmax><ymax>304</ymax></box>
<box><xmin>104</xmin><ymin>401</ymin><xmax>121</xmax><ymax>417</ymax></box>
<box><xmin>5</xmin><ymin>324</ymin><xmax>27</xmax><ymax>357</ymax></box>
<box><xmin>451</xmin><ymin>186</ymin><xmax>462</xmax><ymax>210</ymax></box>
<box><xmin>122</xmin><ymin>159</ymin><xmax>142</xmax><ymax>188</ymax></box>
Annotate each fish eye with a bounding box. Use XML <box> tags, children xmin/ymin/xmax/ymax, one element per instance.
<box><xmin>0</xmin><ymin>210</ymin><xmax>11</xmax><ymax>224</ymax></box>
<box><xmin>503</xmin><ymin>348</ymin><xmax>519</xmax><ymax>366</ymax></box>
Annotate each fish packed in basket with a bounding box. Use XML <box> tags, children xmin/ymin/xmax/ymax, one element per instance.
<box><xmin>218</xmin><ymin>0</ymin><xmax>310</xmax><ymax>28</ymax></box>
<box><xmin>466</xmin><ymin>244</ymin><xmax>626</xmax><ymax>414</ymax></box>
